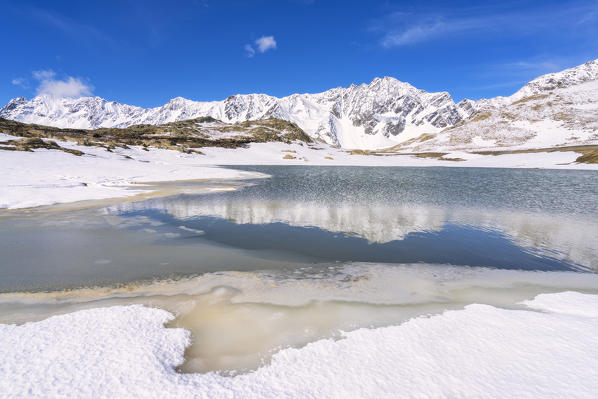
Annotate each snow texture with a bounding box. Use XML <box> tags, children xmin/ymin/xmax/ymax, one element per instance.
<box><xmin>0</xmin><ymin>136</ymin><xmax>265</xmax><ymax>209</ymax></box>
<box><xmin>0</xmin><ymin>77</ymin><xmax>469</xmax><ymax>150</ymax></box>
<box><xmin>1</xmin><ymin>135</ymin><xmax>596</xmax><ymax>209</ymax></box>
<box><xmin>2</xmin><ymin>59</ymin><xmax>597</xmax><ymax>151</ymax></box>
<box><xmin>1</xmin><ymin>291</ymin><xmax>598</xmax><ymax>398</ymax></box>
<box><xmin>413</xmin><ymin>76</ymin><xmax>598</xmax><ymax>152</ymax></box>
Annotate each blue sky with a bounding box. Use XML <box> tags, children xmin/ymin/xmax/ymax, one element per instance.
<box><xmin>1</xmin><ymin>0</ymin><xmax>597</xmax><ymax>107</ymax></box>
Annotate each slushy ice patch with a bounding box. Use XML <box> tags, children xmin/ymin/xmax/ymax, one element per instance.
<box><xmin>2</xmin><ymin>263</ymin><xmax>598</xmax><ymax>374</ymax></box>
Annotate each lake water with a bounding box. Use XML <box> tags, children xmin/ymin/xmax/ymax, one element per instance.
<box><xmin>1</xmin><ymin>166</ymin><xmax>598</xmax><ymax>373</ymax></box>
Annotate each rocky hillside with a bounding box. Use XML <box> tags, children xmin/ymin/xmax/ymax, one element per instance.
<box><xmin>2</xmin><ymin>59</ymin><xmax>597</xmax><ymax>151</ymax></box>
<box><xmin>0</xmin><ymin>78</ymin><xmax>475</xmax><ymax>150</ymax></box>
<box><xmin>0</xmin><ymin>117</ymin><xmax>312</xmax><ymax>155</ymax></box>
<box><xmin>401</xmin><ymin>59</ymin><xmax>598</xmax><ymax>152</ymax></box>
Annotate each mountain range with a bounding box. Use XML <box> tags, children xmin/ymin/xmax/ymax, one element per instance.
<box><xmin>2</xmin><ymin>59</ymin><xmax>597</xmax><ymax>151</ymax></box>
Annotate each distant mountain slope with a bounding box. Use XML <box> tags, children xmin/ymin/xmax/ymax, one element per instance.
<box><xmin>403</xmin><ymin>60</ymin><xmax>598</xmax><ymax>152</ymax></box>
<box><xmin>0</xmin><ymin>78</ymin><xmax>474</xmax><ymax>150</ymax></box>
<box><xmin>2</xmin><ymin>59</ymin><xmax>597</xmax><ymax>151</ymax></box>
<box><xmin>0</xmin><ymin>116</ymin><xmax>311</xmax><ymax>155</ymax></box>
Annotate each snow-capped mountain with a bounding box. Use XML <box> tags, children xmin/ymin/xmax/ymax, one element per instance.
<box><xmin>2</xmin><ymin>58</ymin><xmax>597</xmax><ymax>151</ymax></box>
<box><xmin>406</xmin><ymin>59</ymin><xmax>598</xmax><ymax>152</ymax></box>
<box><xmin>512</xmin><ymin>58</ymin><xmax>598</xmax><ymax>100</ymax></box>
<box><xmin>0</xmin><ymin>78</ymin><xmax>474</xmax><ymax>150</ymax></box>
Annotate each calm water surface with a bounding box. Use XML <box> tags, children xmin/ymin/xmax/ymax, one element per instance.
<box><xmin>2</xmin><ymin>166</ymin><xmax>598</xmax><ymax>373</ymax></box>
<box><xmin>1</xmin><ymin>166</ymin><xmax>598</xmax><ymax>292</ymax></box>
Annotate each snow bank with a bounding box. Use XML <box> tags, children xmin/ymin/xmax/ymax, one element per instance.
<box><xmin>1</xmin><ymin>136</ymin><xmax>596</xmax><ymax>209</ymax></box>
<box><xmin>1</xmin><ymin>291</ymin><xmax>598</xmax><ymax>398</ymax></box>
<box><xmin>0</xmin><ymin>140</ymin><xmax>264</xmax><ymax>209</ymax></box>
<box><xmin>195</xmin><ymin>141</ymin><xmax>598</xmax><ymax>170</ymax></box>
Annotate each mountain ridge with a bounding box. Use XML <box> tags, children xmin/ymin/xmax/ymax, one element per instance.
<box><xmin>2</xmin><ymin>59</ymin><xmax>597</xmax><ymax>150</ymax></box>
<box><xmin>0</xmin><ymin>76</ymin><xmax>476</xmax><ymax>150</ymax></box>
<box><xmin>400</xmin><ymin>59</ymin><xmax>598</xmax><ymax>152</ymax></box>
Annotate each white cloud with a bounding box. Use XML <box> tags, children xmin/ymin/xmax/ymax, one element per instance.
<box><xmin>11</xmin><ymin>77</ymin><xmax>29</xmax><ymax>88</ymax></box>
<box><xmin>375</xmin><ymin>12</ymin><xmax>486</xmax><ymax>48</ymax></box>
<box><xmin>255</xmin><ymin>35</ymin><xmax>277</xmax><ymax>53</ymax></box>
<box><xmin>244</xmin><ymin>35</ymin><xmax>277</xmax><ymax>57</ymax></box>
<box><xmin>244</xmin><ymin>44</ymin><xmax>256</xmax><ymax>58</ymax></box>
<box><xmin>504</xmin><ymin>61</ymin><xmax>560</xmax><ymax>72</ymax></box>
<box><xmin>381</xmin><ymin>21</ymin><xmax>447</xmax><ymax>47</ymax></box>
<box><xmin>29</xmin><ymin>69</ymin><xmax>93</xmax><ymax>98</ymax></box>
<box><xmin>37</xmin><ymin>77</ymin><xmax>93</xmax><ymax>98</ymax></box>
<box><xmin>373</xmin><ymin>2</ymin><xmax>598</xmax><ymax>48</ymax></box>
<box><xmin>32</xmin><ymin>69</ymin><xmax>57</xmax><ymax>81</ymax></box>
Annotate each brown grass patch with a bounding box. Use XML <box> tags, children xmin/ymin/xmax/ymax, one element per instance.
<box><xmin>0</xmin><ymin>116</ymin><xmax>312</xmax><ymax>154</ymax></box>
<box><xmin>470</xmin><ymin>112</ymin><xmax>492</xmax><ymax>122</ymax></box>
<box><xmin>349</xmin><ymin>149</ymin><xmax>371</xmax><ymax>155</ymax></box>
<box><xmin>473</xmin><ymin>145</ymin><xmax>598</xmax><ymax>164</ymax></box>
<box><xmin>511</xmin><ymin>94</ymin><xmax>549</xmax><ymax>105</ymax></box>
<box><xmin>0</xmin><ymin>136</ymin><xmax>84</xmax><ymax>156</ymax></box>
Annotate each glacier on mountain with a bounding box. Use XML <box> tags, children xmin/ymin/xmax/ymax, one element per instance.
<box><xmin>406</xmin><ymin>60</ymin><xmax>598</xmax><ymax>152</ymax></box>
<box><xmin>0</xmin><ymin>77</ymin><xmax>474</xmax><ymax>150</ymax></box>
<box><xmin>2</xmin><ymin>59</ymin><xmax>597</xmax><ymax>150</ymax></box>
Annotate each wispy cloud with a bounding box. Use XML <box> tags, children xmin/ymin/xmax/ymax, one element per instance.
<box><xmin>33</xmin><ymin>70</ymin><xmax>57</xmax><ymax>81</ymax></box>
<box><xmin>11</xmin><ymin>77</ymin><xmax>29</xmax><ymax>89</ymax></box>
<box><xmin>372</xmin><ymin>2</ymin><xmax>598</xmax><ymax>48</ymax></box>
<box><xmin>501</xmin><ymin>61</ymin><xmax>561</xmax><ymax>75</ymax></box>
<box><xmin>244</xmin><ymin>44</ymin><xmax>256</xmax><ymax>58</ymax></box>
<box><xmin>462</xmin><ymin>55</ymin><xmax>589</xmax><ymax>96</ymax></box>
<box><xmin>32</xmin><ymin>70</ymin><xmax>93</xmax><ymax>98</ymax></box>
<box><xmin>380</xmin><ymin>19</ymin><xmax>447</xmax><ymax>47</ymax></box>
<box><xmin>505</xmin><ymin>61</ymin><xmax>560</xmax><ymax>70</ymax></box>
<box><xmin>28</xmin><ymin>6</ymin><xmax>113</xmax><ymax>46</ymax></box>
<box><xmin>245</xmin><ymin>35</ymin><xmax>277</xmax><ymax>57</ymax></box>
<box><xmin>375</xmin><ymin>10</ymin><xmax>512</xmax><ymax>48</ymax></box>
<box><xmin>482</xmin><ymin>55</ymin><xmax>589</xmax><ymax>80</ymax></box>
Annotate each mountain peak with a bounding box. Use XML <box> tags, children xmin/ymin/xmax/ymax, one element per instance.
<box><xmin>2</xmin><ymin>58</ymin><xmax>596</xmax><ymax>150</ymax></box>
<box><xmin>0</xmin><ymin>97</ymin><xmax>27</xmax><ymax>114</ymax></box>
<box><xmin>368</xmin><ymin>76</ymin><xmax>414</xmax><ymax>89</ymax></box>
<box><xmin>511</xmin><ymin>58</ymin><xmax>598</xmax><ymax>100</ymax></box>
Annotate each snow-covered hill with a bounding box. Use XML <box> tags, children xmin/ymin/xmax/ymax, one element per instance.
<box><xmin>0</xmin><ymin>78</ymin><xmax>474</xmax><ymax>150</ymax></box>
<box><xmin>2</xmin><ymin>59</ymin><xmax>597</xmax><ymax>150</ymax></box>
<box><xmin>405</xmin><ymin>59</ymin><xmax>598</xmax><ymax>152</ymax></box>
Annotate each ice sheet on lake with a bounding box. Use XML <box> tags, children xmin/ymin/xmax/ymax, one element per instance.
<box><xmin>1</xmin><ymin>291</ymin><xmax>598</xmax><ymax>398</ymax></box>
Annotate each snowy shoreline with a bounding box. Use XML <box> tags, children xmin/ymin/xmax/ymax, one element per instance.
<box><xmin>1</xmin><ymin>291</ymin><xmax>597</xmax><ymax>398</ymax></box>
<box><xmin>0</xmin><ymin>133</ymin><xmax>268</xmax><ymax>210</ymax></box>
<box><xmin>1</xmin><ymin>133</ymin><xmax>596</xmax><ymax>210</ymax></box>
